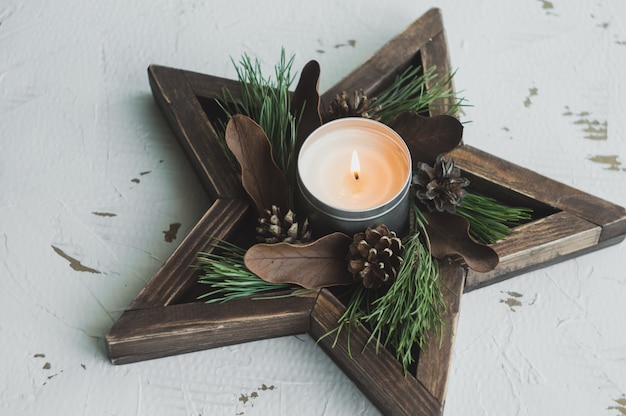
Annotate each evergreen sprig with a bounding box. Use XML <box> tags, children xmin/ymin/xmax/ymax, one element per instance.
<box><xmin>326</xmin><ymin>206</ymin><xmax>446</xmax><ymax>373</ymax></box>
<box><xmin>365</xmin><ymin>221</ymin><xmax>445</xmax><ymax>370</ymax></box>
<box><xmin>216</xmin><ymin>49</ymin><xmax>299</xmax><ymax>187</ymax></box>
<box><xmin>458</xmin><ymin>192</ymin><xmax>533</xmax><ymax>244</ymax></box>
<box><xmin>197</xmin><ymin>239</ymin><xmax>297</xmax><ymax>303</ymax></box>
<box><xmin>370</xmin><ymin>65</ymin><xmax>465</xmax><ymax>124</ymax></box>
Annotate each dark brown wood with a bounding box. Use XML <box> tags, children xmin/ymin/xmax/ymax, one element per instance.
<box><xmin>416</xmin><ymin>259</ymin><xmax>466</xmax><ymax>406</ymax></box>
<box><xmin>468</xmin><ymin>234</ymin><xmax>626</xmax><ymax>292</ymax></box>
<box><xmin>310</xmin><ymin>289</ymin><xmax>443</xmax><ymax>416</ymax></box>
<box><xmin>183</xmin><ymin>68</ymin><xmax>243</xmax><ymax>102</ymax></box>
<box><xmin>465</xmin><ymin>211</ymin><xmax>601</xmax><ymax>290</ymax></box>
<box><xmin>107</xmin><ymin>291</ymin><xmax>319</xmax><ymax>364</ymax></box>
<box><xmin>419</xmin><ymin>23</ymin><xmax>455</xmax><ymax>115</ymax></box>
<box><xmin>310</xmin><ymin>260</ymin><xmax>465</xmax><ymax>416</ymax></box>
<box><xmin>107</xmin><ymin>10</ymin><xmax>469</xmax><ymax>415</ymax></box>
<box><xmin>104</xmin><ymin>7</ymin><xmax>626</xmax><ymax>416</ymax></box>
<box><xmin>448</xmin><ymin>145</ymin><xmax>626</xmax><ymax>242</ymax></box>
<box><xmin>127</xmin><ymin>198</ymin><xmax>249</xmax><ymax>309</ymax></box>
<box><xmin>447</xmin><ymin>144</ymin><xmax>626</xmax><ymax>291</ymax></box>
<box><xmin>149</xmin><ymin>65</ymin><xmax>244</xmax><ymax>200</ymax></box>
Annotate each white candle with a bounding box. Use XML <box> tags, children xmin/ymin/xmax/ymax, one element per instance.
<box><xmin>297</xmin><ymin>118</ymin><xmax>412</xmax><ymax>236</ymax></box>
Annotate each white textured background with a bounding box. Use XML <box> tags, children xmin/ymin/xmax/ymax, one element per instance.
<box><xmin>1</xmin><ymin>1</ymin><xmax>625</xmax><ymax>415</ymax></box>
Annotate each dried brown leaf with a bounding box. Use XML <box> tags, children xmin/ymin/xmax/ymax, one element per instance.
<box><xmin>244</xmin><ymin>232</ymin><xmax>354</xmax><ymax>289</ymax></box>
<box><xmin>422</xmin><ymin>212</ymin><xmax>499</xmax><ymax>272</ymax></box>
<box><xmin>225</xmin><ymin>114</ymin><xmax>288</xmax><ymax>215</ymax></box>
<box><xmin>389</xmin><ymin>112</ymin><xmax>463</xmax><ymax>165</ymax></box>
<box><xmin>290</xmin><ymin>60</ymin><xmax>322</xmax><ymax>155</ymax></box>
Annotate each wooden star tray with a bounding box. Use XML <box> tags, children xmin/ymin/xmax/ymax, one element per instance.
<box><xmin>105</xmin><ymin>8</ymin><xmax>626</xmax><ymax>415</ymax></box>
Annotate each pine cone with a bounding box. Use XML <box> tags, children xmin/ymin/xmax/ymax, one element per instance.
<box><xmin>256</xmin><ymin>205</ymin><xmax>312</xmax><ymax>244</ymax></box>
<box><xmin>324</xmin><ymin>89</ymin><xmax>381</xmax><ymax>121</ymax></box>
<box><xmin>413</xmin><ymin>155</ymin><xmax>470</xmax><ymax>213</ymax></box>
<box><xmin>346</xmin><ymin>224</ymin><xmax>404</xmax><ymax>289</ymax></box>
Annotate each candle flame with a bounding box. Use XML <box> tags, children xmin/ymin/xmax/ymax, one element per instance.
<box><xmin>351</xmin><ymin>149</ymin><xmax>360</xmax><ymax>180</ymax></box>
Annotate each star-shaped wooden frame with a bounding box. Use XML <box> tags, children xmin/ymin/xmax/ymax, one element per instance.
<box><xmin>105</xmin><ymin>8</ymin><xmax>626</xmax><ymax>415</ymax></box>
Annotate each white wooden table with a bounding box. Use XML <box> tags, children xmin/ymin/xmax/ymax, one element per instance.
<box><xmin>2</xmin><ymin>1</ymin><xmax>625</xmax><ymax>415</ymax></box>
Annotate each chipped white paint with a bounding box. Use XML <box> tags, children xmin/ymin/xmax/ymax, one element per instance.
<box><xmin>1</xmin><ymin>1</ymin><xmax>625</xmax><ymax>415</ymax></box>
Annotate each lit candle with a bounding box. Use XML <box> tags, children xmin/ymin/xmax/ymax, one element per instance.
<box><xmin>296</xmin><ymin>117</ymin><xmax>412</xmax><ymax>236</ymax></box>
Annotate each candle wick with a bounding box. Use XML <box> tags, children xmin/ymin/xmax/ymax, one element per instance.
<box><xmin>354</xmin><ymin>172</ymin><xmax>359</xmax><ymax>180</ymax></box>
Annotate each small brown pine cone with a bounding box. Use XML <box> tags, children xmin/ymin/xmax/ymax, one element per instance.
<box><xmin>256</xmin><ymin>205</ymin><xmax>312</xmax><ymax>244</ymax></box>
<box><xmin>413</xmin><ymin>155</ymin><xmax>470</xmax><ymax>213</ymax></box>
<box><xmin>324</xmin><ymin>89</ymin><xmax>381</xmax><ymax>122</ymax></box>
<box><xmin>346</xmin><ymin>224</ymin><xmax>404</xmax><ymax>289</ymax></box>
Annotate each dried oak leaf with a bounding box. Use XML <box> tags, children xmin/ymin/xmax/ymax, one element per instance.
<box><xmin>389</xmin><ymin>112</ymin><xmax>463</xmax><ymax>165</ymax></box>
<box><xmin>243</xmin><ymin>232</ymin><xmax>354</xmax><ymax>289</ymax></box>
<box><xmin>422</xmin><ymin>211</ymin><xmax>499</xmax><ymax>272</ymax></box>
<box><xmin>290</xmin><ymin>60</ymin><xmax>322</xmax><ymax>155</ymax></box>
<box><xmin>225</xmin><ymin>114</ymin><xmax>288</xmax><ymax>216</ymax></box>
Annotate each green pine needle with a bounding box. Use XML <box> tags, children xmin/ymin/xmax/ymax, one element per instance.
<box><xmin>197</xmin><ymin>239</ymin><xmax>297</xmax><ymax>303</ymax></box>
<box><xmin>458</xmin><ymin>192</ymin><xmax>533</xmax><ymax>244</ymax></box>
<box><xmin>371</xmin><ymin>65</ymin><xmax>465</xmax><ymax>124</ymax></box>
<box><xmin>326</xmin><ymin>207</ymin><xmax>446</xmax><ymax>373</ymax></box>
<box><xmin>215</xmin><ymin>49</ymin><xmax>299</xmax><ymax>192</ymax></box>
<box><xmin>366</xmin><ymin>230</ymin><xmax>445</xmax><ymax>370</ymax></box>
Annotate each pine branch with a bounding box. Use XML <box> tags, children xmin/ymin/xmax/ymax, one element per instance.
<box><xmin>214</xmin><ymin>49</ymin><xmax>299</xmax><ymax>196</ymax></box>
<box><xmin>197</xmin><ymin>239</ymin><xmax>297</xmax><ymax>303</ymax></box>
<box><xmin>362</xmin><ymin>207</ymin><xmax>445</xmax><ymax>371</ymax></box>
<box><xmin>327</xmin><ymin>206</ymin><xmax>446</xmax><ymax>373</ymax></box>
<box><xmin>371</xmin><ymin>65</ymin><xmax>466</xmax><ymax>124</ymax></box>
<box><xmin>457</xmin><ymin>192</ymin><xmax>533</xmax><ymax>244</ymax></box>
